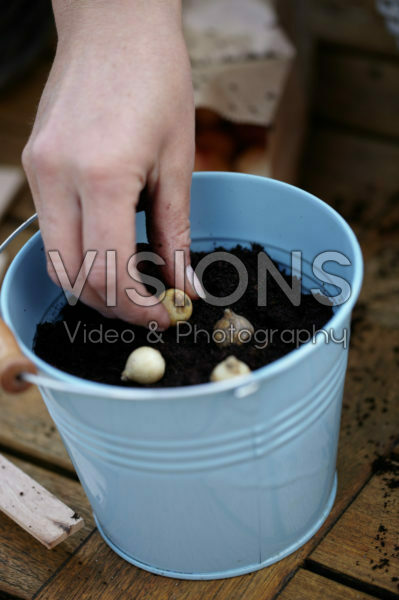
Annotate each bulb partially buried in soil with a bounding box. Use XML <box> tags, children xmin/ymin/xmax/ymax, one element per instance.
<box><xmin>210</xmin><ymin>356</ymin><xmax>251</xmax><ymax>382</ymax></box>
<box><xmin>213</xmin><ymin>308</ymin><xmax>254</xmax><ymax>347</ymax></box>
<box><xmin>121</xmin><ymin>347</ymin><xmax>165</xmax><ymax>385</ymax></box>
<box><xmin>159</xmin><ymin>288</ymin><xmax>193</xmax><ymax>326</ymax></box>
<box><xmin>33</xmin><ymin>243</ymin><xmax>335</xmax><ymax>388</ymax></box>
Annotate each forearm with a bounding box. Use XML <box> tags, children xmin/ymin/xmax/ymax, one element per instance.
<box><xmin>52</xmin><ymin>0</ymin><xmax>183</xmax><ymax>47</ymax></box>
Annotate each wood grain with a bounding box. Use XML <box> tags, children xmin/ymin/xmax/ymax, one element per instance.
<box><xmin>0</xmin><ymin>385</ymin><xmax>72</xmax><ymax>472</ymax></box>
<box><xmin>270</xmin><ymin>60</ymin><xmax>308</xmax><ymax>184</ymax></box>
<box><xmin>302</xmin><ymin>123</ymin><xmax>399</xmax><ymax>599</ymax></box>
<box><xmin>315</xmin><ymin>49</ymin><xmax>399</xmax><ymax>138</ymax></box>
<box><xmin>272</xmin><ymin>0</ymin><xmax>313</xmax><ymax>183</ymax></box>
<box><xmin>278</xmin><ymin>568</ymin><xmax>376</xmax><ymax>600</ymax></box>
<box><xmin>0</xmin><ymin>454</ymin><xmax>92</xmax><ymax>600</ymax></box>
<box><xmin>310</xmin><ymin>447</ymin><xmax>399</xmax><ymax>596</ymax></box>
<box><xmin>308</xmin><ymin>0</ymin><xmax>397</xmax><ymax>53</ymax></box>
<box><xmin>0</xmin><ymin>454</ymin><xmax>84</xmax><ymax>549</ymax></box>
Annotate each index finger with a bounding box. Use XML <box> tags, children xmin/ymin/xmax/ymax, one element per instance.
<box><xmin>80</xmin><ymin>175</ymin><xmax>170</xmax><ymax>329</ymax></box>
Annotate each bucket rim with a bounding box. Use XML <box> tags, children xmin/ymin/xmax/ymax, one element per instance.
<box><xmin>1</xmin><ymin>172</ymin><xmax>363</xmax><ymax>400</ymax></box>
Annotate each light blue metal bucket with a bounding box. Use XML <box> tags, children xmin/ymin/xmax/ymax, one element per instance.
<box><xmin>0</xmin><ymin>173</ymin><xmax>363</xmax><ymax>579</ymax></box>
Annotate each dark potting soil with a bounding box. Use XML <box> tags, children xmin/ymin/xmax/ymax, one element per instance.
<box><xmin>34</xmin><ymin>244</ymin><xmax>334</xmax><ymax>387</ymax></box>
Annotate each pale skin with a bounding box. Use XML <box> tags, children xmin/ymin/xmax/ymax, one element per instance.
<box><xmin>22</xmin><ymin>0</ymin><xmax>199</xmax><ymax>329</ymax></box>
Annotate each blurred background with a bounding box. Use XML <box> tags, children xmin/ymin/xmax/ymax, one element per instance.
<box><xmin>0</xmin><ymin>0</ymin><xmax>398</xmax><ymax>303</ymax></box>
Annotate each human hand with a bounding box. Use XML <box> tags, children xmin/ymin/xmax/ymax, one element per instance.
<box><xmin>22</xmin><ymin>0</ymin><xmax>199</xmax><ymax>329</ymax></box>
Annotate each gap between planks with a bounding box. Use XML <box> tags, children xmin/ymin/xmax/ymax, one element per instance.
<box><xmin>304</xmin><ymin>560</ymin><xmax>398</xmax><ymax>600</ymax></box>
<box><xmin>271</xmin><ymin>441</ymin><xmax>399</xmax><ymax>600</ymax></box>
<box><xmin>30</xmin><ymin>529</ymin><xmax>98</xmax><ymax>600</ymax></box>
<box><xmin>0</xmin><ymin>443</ymin><xmax>78</xmax><ymax>483</ymax></box>
<box><xmin>0</xmin><ymin>592</ymin><xmax>27</xmax><ymax>600</ymax></box>
<box><xmin>0</xmin><ymin>452</ymin><xmax>94</xmax><ymax>599</ymax></box>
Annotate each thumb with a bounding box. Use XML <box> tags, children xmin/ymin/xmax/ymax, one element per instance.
<box><xmin>146</xmin><ymin>170</ymin><xmax>205</xmax><ymax>300</ymax></box>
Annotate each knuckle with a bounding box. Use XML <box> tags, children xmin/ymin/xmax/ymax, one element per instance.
<box><xmin>29</xmin><ymin>136</ymin><xmax>61</xmax><ymax>177</ymax></box>
<box><xmin>21</xmin><ymin>144</ymin><xmax>32</xmax><ymax>171</ymax></box>
<box><xmin>79</xmin><ymin>160</ymin><xmax>119</xmax><ymax>196</ymax></box>
<box><xmin>81</xmin><ymin>161</ymin><xmax>111</xmax><ymax>182</ymax></box>
<box><xmin>79</xmin><ymin>158</ymin><xmax>145</xmax><ymax>200</ymax></box>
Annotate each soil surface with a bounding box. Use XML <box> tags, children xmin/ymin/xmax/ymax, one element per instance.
<box><xmin>34</xmin><ymin>244</ymin><xmax>334</xmax><ymax>387</ymax></box>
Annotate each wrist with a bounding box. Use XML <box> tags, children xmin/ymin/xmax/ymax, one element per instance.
<box><xmin>52</xmin><ymin>0</ymin><xmax>183</xmax><ymax>46</ymax></box>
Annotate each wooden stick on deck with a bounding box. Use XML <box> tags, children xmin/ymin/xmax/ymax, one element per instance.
<box><xmin>0</xmin><ymin>454</ymin><xmax>84</xmax><ymax>549</ymax></box>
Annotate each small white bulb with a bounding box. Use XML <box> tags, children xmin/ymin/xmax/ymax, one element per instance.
<box><xmin>121</xmin><ymin>347</ymin><xmax>165</xmax><ymax>385</ymax></box>
<box><xmin>210</xmin><ymin>356</ymin><xmax>251</xmax><ymax>382</ymax></box>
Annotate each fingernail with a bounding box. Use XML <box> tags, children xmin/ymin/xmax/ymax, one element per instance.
<box><xmin>186</xmin><ymin>264</ymin><xmax>206</xmax><ymax>299</ymax></box>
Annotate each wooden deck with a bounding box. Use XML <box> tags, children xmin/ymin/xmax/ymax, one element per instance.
<box><xmin>0</xmin><ymin>29</ymin><xmax>398</xmax><ymax>600</ymax></box>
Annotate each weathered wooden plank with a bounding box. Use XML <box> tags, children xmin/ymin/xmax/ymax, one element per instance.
<box><xmin>310</xmin><ymin>447</ymin><xmax>399</xmax><ymax>597</ymax></box>
<box><xmin>302</xmin><ymin>129</ymin><xmax>399</xmax><ymax>212</ymax></box>
<box><xmin>271</xmin><ymin>0</ymin><xmax>314</xmax><ymax>184</ymax></box>
<box><xmin>0</xmin><ymin>454</ymin><xmax>92</xmax><ymax>600</ymax></box>
<box><xmin>270</xmin><ymin>60</ymin><xmax>308</xmax><ymax>184</ymax></box>
<box><xmin>0</xmin><ymin>454</ymin><xmax>84</xmax><ymax>549</ymax></box>
<box><xmin>304</xmin><ymin>127</ymin><xmax>399</xmax><ymax>598</ymax></box>
<box><xmin>315</xmin><ymin>49</ymin><xmax>399</xmax><ymax>138</ymax></box>
<box><xmin>0</xmin><ymin>386</ymin><xmax>72</xmax><ymax>473</ymax></box>
<box><xmin>36</xmin><ymin>543</ymin><xmax>383</xmax><ymax>600</ymax></box>
<box><xmin>309</xmin><ymin>0</ymin><xmax>397</xmax><ymax>53</ymax></box>
<box><xmin>278</xmin><ymin>568</ymin><xmax>376</xmax><ymax>600</ymax></box>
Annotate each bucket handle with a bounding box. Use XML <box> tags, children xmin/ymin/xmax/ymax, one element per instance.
<box><xmin>0</xmin><ymin>213</ymin><xmax>38</xmax><ymax>254</ymax></box>
<box><xmin>18</xmin><ymin>371</ymin><xmax>261</xmax><ymax>399</ymax></box>
<box><xmin>0</xmin><ymin>319</ymin><xmax>37</xmax><ymax>393</ymax></box>
<box><xmin>0</xmin><ymin>214</ymin><xmax>39</xmax><ymax>392</ymax></box>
